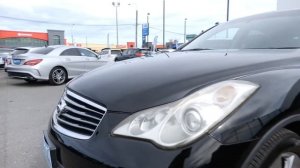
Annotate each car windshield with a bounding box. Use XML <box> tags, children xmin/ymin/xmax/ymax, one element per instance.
<box><xmin>111</xmin><ymin>50</ymin><xmax>121</xmax><ymax>54</ymax></box>
<box><xmin>99</xmin><ymin>50</ymin><xmax>109</xmax><ymax>55</ymax></box>
<box><xmin>11</xmin><ymin>48</ymin><xmax>29</xmax><ymax>55</ymax></box>
<box><xmin>31</xmin><ymin>47</ymin><xmax>55</xmax><ymax>55</ymax></box>
<box><xmin>123</xmin><ymin>49</ymin><xmax>138</xmax><ymax>55</ymax></box>
<box><xmin>182</xmin><ymin>12</ymin><xmax>300</xmax><ymax>50</ymax></box>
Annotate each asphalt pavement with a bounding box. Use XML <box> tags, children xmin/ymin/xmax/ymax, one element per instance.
<box><xmin>0</xmin><ymin>69</ymin><xmax>65</xmax><ymax>168</ymax></box>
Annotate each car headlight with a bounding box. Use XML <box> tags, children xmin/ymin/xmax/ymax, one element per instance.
<box><xmin>112</xmin><ymin>80</ymin><xmax>259</xmax><ymax>149</ymax></box>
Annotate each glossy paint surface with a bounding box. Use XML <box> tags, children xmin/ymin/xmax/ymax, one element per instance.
<box><xmin>50</xmin><ymin>9</ymin><xmax>300</xmax><ymax>168</ymax></box>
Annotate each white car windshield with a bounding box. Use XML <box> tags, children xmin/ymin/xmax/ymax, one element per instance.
<box><xmin>183</xmin><ymin>11</ymin><xmax>300</xmax><ymax>50</ymax></box>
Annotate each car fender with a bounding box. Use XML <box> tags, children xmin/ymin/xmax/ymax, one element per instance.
<box><xmin>209</xmin><ymin>68</ymin><xmax>300</xmax><ymax>144</ymax></box>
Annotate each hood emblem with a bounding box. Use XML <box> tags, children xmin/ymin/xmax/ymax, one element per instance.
<box><xmin>57</xmin><ymin>99</ymin><xmax>67</xmax><ymax>115</ymax></box>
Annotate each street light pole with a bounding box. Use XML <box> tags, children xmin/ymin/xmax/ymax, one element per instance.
<box><xmin>163</xmin><ymin>0</ymin><xmax>165</xmax><ymax>48</ymax></box>
<box><xmin>227</xmin><ymin>0</ymin><xmax>230</xmax><ymax>21</ymax></box>
<box><xmin>147</xmin><ymin>13</ymin><xmax>150</xmax><ymax>44</ymax></box>
<box><xmin>129</xmin><ymin>3</ymin><xmax>138</xmax><ymax>48</ymax></box>
<box><xmin>135</xmin><ymin>9</ymin><xmax>138</xmax><ymax>48</ymax></box>
<box><xmin>71</xmin><ymin>24</ymin><xmax>75</xmax><ymax>46</ymax></box>
<box><xmin>112</xmin><ymin>2</ymin><xmax>120</xmax><ymax>47</ymax></box>
<box><xmin>184</xmin><ymin>18</ymin><xmax>187</xmax><ymax>43</ymax></box>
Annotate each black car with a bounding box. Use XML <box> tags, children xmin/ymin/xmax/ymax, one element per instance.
<box><xmin>115</xmin><ymin>48</ymin><xmax>150</xmax><ymax>61</ymax></box>
<box><xmin>44</xmin><ymin>9</ymin><xmax>300</xmax><ymax>168</ymax></box>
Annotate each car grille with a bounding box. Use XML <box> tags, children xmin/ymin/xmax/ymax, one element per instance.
<box><xmin>53</xmin><ymin>90</ymin><xmax>107</xmax><ymax>139</ymax></box>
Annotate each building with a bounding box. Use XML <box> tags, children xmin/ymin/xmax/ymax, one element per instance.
<box><xmin>0</xmin><ymin>29</ymin><xmax>65</xmax><ymax>48</ymax></box>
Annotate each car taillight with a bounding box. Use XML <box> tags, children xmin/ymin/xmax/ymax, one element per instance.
<box><xmin>135</xmin><ymin>52</ymin><xmax>144</xmax><ymax>57</ymax></box>
<box><xmin>24</xmin><ymin>59</ymin><xmax>43</xmax><ymax>66</ymax></box>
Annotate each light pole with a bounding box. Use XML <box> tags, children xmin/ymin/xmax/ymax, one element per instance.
<box><xmin>128</xmin><ymin>3</ymin><xmax>138</xmax><ymax>48</ymax></box>
<box><xmin>184</xmin><ymin>18</ymin><xmax>187</xmax><ymax>43</ymax></box>
<box><xmin>147</xmin><ymin>13</ymin><xmax>150</xmax><ymax>44</ymax></box>
<box><xmin>71</xmin><ymin>24</ymin><xmax>75</xmax><ymax>46</ymax></box>
<box><xmin>163</xmin><ymin>0</ymin><xmax>165</xmax><ymax>48</ymax></box>
<box><xmin>135</xmin><ymin>9</ymin><xmax>138</xmax><ymax>48</ymax></box>
<box><xmin>227</xmin><ymin>0</ymin><xmax>230</xmax><ymax>21</ymax></box>
<box><xmin>112</xmin><ymin>2</ymin><xmax>120</xmax><ymax>47</ymax></box>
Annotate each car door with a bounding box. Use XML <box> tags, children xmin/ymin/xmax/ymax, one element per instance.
<box><xmin>60</xmin><ymin>48</ymin><xmax>86</xmax><ymax>77</ymax></box>
<box><xmin>78</xmin><ymin>48</ymin><xmax>107</xmax><ymax>71</ymax></box>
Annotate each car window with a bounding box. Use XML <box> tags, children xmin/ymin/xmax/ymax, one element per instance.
<box><xmin>111</xmin><ymin>50</ymin><xmax>121</xmax><ymax>55</ymax></box>
<box><xmin>207</xmin><ymin>28</ymin><xmax>239</xmax><ymax>40</ymax></box>
<box><xmin>31</xmin><ymin>47</ymin><xmax>55</xmax><ymax>54</ymax></box>
<box><xmin>78</xmin><ymin>48</ymin><xmax>98</xmax><ymax>57</ymax></box>
<box><xmin>122</xmin><ymin>49</ymin><xmax>130</xmax><ymax>55</ymax></box>
<box><xmin>60</xmin><ymin>48</ymin><xmax>81</xmax><ymax>56</ymax></box>
<box><xmin>11</xmin><ymin>49</ymin><xmax>29</xmax><ymax>55</ymax></box>
<box><xmin>140</xmin><ymin>50</ymin><xmax>150</xmax><ymax>54</ymax></box>
<box><xmin>99</xmin><ymin>50</ymin><xmax>109</xmax><ymax>55</ymax></box>
<box><xmin>123</xmin><ymin>49</ymin><xmax>137</xmax><ymax>55</ymax></box>
<box><xmin>183</xmin><ymin>14</ymin><xmax>300</xmax><ymax>50</ymax></box>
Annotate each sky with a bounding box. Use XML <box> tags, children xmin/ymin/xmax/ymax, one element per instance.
<box><xmin>0</xmin><ymin>0</ymin><xmax>277</xmax><ymax>46</ymax></box>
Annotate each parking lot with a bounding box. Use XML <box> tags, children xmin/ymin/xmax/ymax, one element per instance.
<box><xmin>0</xmin><ymin>69</ymin><xmax>65</xmax><ymax>168</ymax></box>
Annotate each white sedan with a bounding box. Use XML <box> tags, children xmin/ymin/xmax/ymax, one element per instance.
<box><xmin>6</xmin><ymin>45</ymin><xmax>107</xmax><ymax>85</ymax></box>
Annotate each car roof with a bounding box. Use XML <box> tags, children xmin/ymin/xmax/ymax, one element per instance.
<box><xmin>47</xmin><ymin>45</ymin><xmax>91</xmax><ymax>49</ymax></box>
<box><xmin>125</xmin><ymin>48</ymin><xmax>149</xmax><ymax>51</ymax></box>
<box><xmin>101</xmin><ymin>48</ymin><xmax>121</xmax><ymax>51</ymax></box>
<box><xmin>42</xmin><ymin>45</ymin><xmax>99</xmax><ymax>55</ymax></box>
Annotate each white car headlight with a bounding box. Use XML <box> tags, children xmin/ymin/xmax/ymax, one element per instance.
<box><xmin>112</xmin><ymin>80</ymin><xmax>259</xmax><ymax>149</ymax></box>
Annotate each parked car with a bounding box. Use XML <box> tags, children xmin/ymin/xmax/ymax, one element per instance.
<box><xmin>44</xmin><ymin>9</ymin><xmax>300</xmax><ymax>168</ymax></box>
<box><xmin>6</xmin><ymin>45</ymin><xmax>105</xmax><ymax>85</ymax></box>
<box><xmin>157</xmin><ymin>48</ymin><xmax>176</xmax><ymax>53</ymax></box>
<box><xmin>115</xmin><ymin>48</ymin><xmax>150</xmax><ymax>61</ymax></box>
<box><xmin>99</xmin><ymin>48</ymin><xmax>122</xmax><ymax>62</ymax></box>
<box><xmin>4</xmin><ymin>47</ymin><xmax>38</xmax><ymax>71</ymax></box>
<box><xmin>0</xmin><ymin>48</ymin><xmax>13</xmax><ymax>68</ymax></box>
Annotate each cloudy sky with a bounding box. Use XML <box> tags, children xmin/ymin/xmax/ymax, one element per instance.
<box><xmin>0</xmin><ymin>0</ymin><xmax>277</xmax><ymax>46</ymax></box>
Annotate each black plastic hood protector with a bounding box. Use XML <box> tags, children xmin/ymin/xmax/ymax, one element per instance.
<box><xmin>68</xmin><ymin>49</ymin><xmax>300</xmax><ymax>113</ymax></box>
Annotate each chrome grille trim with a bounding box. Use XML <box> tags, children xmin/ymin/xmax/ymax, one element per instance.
<box><xmin>64</xmin><ymin>106</ymin><xmax>101</xmax><ymax>121</ymax></box>
<box><xmin>52</xmin><ymin>90</ymin><xmax>107</xmax><ymax>139</ymax></box>
<box><xmin>66</xmin><ymin>90</ymin><xmax>106</xmax><ymax>112</ymax></box>
<box><xmin>63</xmin><ymin>96</ymin><xmax>102</xmax><ymax>115</ymax></box>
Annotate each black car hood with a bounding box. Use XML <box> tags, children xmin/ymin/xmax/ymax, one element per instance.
<box><xmin>68</xmin><ymin>49</ymin><xmax>300</xmax><ymax>112</ymax></box>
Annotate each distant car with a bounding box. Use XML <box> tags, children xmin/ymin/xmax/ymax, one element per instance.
<box><xmin>157</xmin><ymin>48</ymin><xmax>176</xmax><ymax>53</ymax></box>
<box><xmin>6</xmin><ymin>45</ymin><xmax>106</xmax><ymax>85</ymax></box>
<box><xmin>115</xmin><ymin>48</ymin><xmax>150</xmax><ymax>61</ymax></box>
<box><xmin>99</xmin><ymin>48</ymin><xmax>122</xmax><ymax>62</ymax></box>
<box><xmin>0</xmin><ymin>48</ymin><xmax>13</xmax><ymax>68</ymax></box>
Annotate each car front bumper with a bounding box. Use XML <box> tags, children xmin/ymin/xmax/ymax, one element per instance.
<box><xmin>44</xmin><ymin>111</ymin><xmax>251</xmax><ymax>168</ymax></box>
<box><xmin>6</xmin><ymin>66</ymin><xmax>48</xmax><ymax>80</ymax></box>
